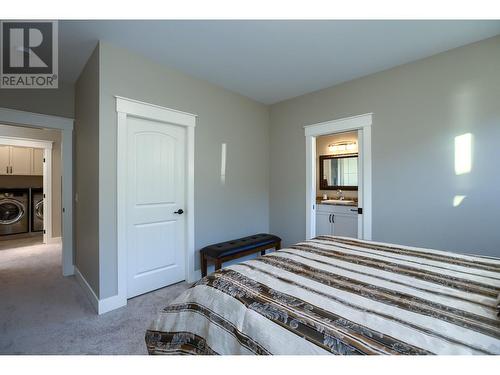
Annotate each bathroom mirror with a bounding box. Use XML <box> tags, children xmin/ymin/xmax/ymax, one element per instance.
<box><xmin>319</xmin><ymin>154</ymin><xmax>358</xmax><ymax>190</ymax></box>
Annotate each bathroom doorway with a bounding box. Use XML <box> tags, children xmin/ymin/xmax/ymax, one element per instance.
<box><xmin>315</xmin><ymin>131</ymin><xmax>359</xmax><ymax>238</ymax></box>
<box><xmin>304</xmin><ymin>113</ymin><xmax>372</xmax><ymax>240</ymax></box>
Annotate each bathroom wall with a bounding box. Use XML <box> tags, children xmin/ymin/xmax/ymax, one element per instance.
<box><xmin>316</xmin><ymin>131</ymin><xmax>358</xmax><ymax>200</ymax></box>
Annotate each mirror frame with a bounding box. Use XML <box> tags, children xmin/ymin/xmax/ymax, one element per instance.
<box><xmin>319</xmin><ymin>154</ymin><xmax>358</xmax><ymax>191</ymax></box>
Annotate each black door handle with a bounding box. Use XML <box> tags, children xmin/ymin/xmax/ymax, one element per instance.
<box><xmin>173</xmin><ymin>209</ymin><xmax>184</xmax><ymax>214</ymax></box>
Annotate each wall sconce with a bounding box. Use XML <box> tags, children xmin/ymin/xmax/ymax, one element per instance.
<box><xmin>328</xmin><ymin>141</ymin><xmax>357</xmax><ymax>153</ymax></box>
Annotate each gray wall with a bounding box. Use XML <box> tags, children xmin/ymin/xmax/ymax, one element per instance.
<box><xmin>0</xmin><ymin>82</ymin><xmax>74</xmax><ymax>118</ymax></box>
<box><xmin>0</xmin><ymin>124</ymin><xmax>63</xmax><ymax>237</ymax></box>
<box><xmin>74</xmin><ymin>46</ymin><xmax>100</xmax><ymax>296</ymax></box>
<box><xmin>98</xmin><ymin>42</ymin><xmax>270</xmax><ymax>298</ymax></box>
<box><xmin>269</xmin><ymin>35</ymin><xmax>500</xmax><ymax>257</ymax></box>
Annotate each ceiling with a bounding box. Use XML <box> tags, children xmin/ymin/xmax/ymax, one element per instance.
<box><xmin>59</xmin><ymin>20</ymin><xmax>500</xmax><ymax>104</ymax></box>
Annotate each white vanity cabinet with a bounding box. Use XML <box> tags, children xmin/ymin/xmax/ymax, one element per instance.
<box><xmin>316</xmin><ymin>210</ymin><xmax>333</xmax><ymax>237</ymax></box>
<box><xmin>315</xmin><ymin>204</ymin><xmax>358</xmax><ymax>238</ymax></box>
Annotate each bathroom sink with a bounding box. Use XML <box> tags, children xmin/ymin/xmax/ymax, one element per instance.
<box><xmin>321</xmin><ymin>199</ymin><xmax>355</xmax><ymax>205</ymax></box>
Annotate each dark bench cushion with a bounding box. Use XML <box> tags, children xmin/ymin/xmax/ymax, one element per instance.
<box><xmin>200</xmin><ymin>233</ymin><xmax>281</xmax><ymax>259</ymax></box>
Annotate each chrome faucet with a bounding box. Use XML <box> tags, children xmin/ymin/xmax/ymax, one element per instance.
<box><xmin>336</xmin><ymin>189</ymin><xmax>344</xmax><ymax>200</ymax></box>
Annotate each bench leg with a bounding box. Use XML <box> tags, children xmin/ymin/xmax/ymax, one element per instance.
<box><xmin>261</xmin><ymin>241</ymin><xmax>281</xmax><ymax>256</ymax></box>
<box><xmin>215</xmin><ymin>258</ymin><xmax>222</xmax><ymax>272</ymax></box>
<box><xmin>201</xmin><ymin>254</ymin><xmax>208</xmax><ymax>278</ymax></box>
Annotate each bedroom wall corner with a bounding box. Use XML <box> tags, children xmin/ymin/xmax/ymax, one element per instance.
<box><xmin>74</xmin><ymin>43</ymin><xmax>101</xmax><ymax>298</ymax></box>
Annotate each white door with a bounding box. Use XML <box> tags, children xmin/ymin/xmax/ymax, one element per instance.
<box><xmin>357</xmin><ymin>128</ymin><xmax>364</xmax><ymax>238</ymax></box>
<box><xmin>126</xmin><ymin>116</ymin><xmax>186</xmax><ymax>298</ymax></box>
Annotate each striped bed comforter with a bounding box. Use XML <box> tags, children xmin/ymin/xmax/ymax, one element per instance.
<box><xmin>145</xmin><ymin>236</ymin><xmax>500</xmax><ymax>355</ymax></box>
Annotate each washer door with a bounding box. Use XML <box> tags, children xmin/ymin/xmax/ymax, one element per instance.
<box><xmin>35</xmin><ymin>199</ymin><xmax>44</xmax><ymax>220</ymax></box>
<box><xmin>0</xmin><ymin>199</ymin><xmax>25</xmax><ymax>225</ymax></box>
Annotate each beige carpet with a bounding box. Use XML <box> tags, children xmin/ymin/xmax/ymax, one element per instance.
<box><xmin>0</xmin><ymin>238</ymin><xmax>190</xmax><ymax>354</ymax></box>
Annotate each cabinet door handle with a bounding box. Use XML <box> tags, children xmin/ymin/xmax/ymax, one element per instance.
<box><xmin>329</xmin><ymin>214</ymin><xmax>332</xmax><ymax>223</ymax></box>
<box><xmin>332</xmin><ymin>214</ymin><xmax>335</xmax><ymax>223</ymax></box>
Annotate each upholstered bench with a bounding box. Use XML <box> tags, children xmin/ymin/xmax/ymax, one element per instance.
<box><xmin>200</xmin><ymin>233</ymin><xmax>282</xmax><ymax>277</ymax></box>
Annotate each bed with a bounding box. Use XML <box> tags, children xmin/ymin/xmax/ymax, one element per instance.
<box><xmin>145</xmin><ymin>236</ymin><xmax>500</xmax><ymax>355</ymax></box>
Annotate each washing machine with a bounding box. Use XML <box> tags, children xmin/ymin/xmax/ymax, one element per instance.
<box><xmin>31</xmin><ymin>188</ymin><xmax>44</xmax><ymax>232</ymax></box>
<box><xmin>0</xmin><ymin>189</ymin><xmax>29</xmax><ymax>236</ymax></box>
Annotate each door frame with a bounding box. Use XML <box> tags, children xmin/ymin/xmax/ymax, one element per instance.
<box><xmin>116</xmin><ymin>96</ymin><xmax>196</xmax><ymax>307</ymax></box>
<box><xmin>0</xmin><ymin>107</ymin><xmax>74</xmax><ymax>276</ymax></box>
<box><xmin>0</xmin><ymin>136</ymin><xmax>53</xmax><ymax>243</ymax></box>
<box><xmin>304</xmin><ymin>113</ymin><xmax>372</xmax><ymax>240</ymax></box>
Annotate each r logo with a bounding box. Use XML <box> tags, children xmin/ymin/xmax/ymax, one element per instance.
<box><xmin>1</xmin><ymin>21</ymin><xmax>58</xmax><ymax>88</ymax></box>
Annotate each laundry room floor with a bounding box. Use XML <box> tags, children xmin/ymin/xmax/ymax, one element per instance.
<box><xmin>0</xmin><ymin>236</ymin><xmax>43</xmax><ymax>250</ymax></box>
<box><xmin>0</xmin><ymin>240</ymin><xmax>190</xmax><ymax>354</ymax></box>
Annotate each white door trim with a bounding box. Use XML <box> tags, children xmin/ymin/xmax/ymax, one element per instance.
<box><xmin>304</xmin><ymin>113</ymin><xmax>372</xmax><ymax>240</ymax></box>
<box><xmin>0</xmin><ymin>107</ymin><xmax>74</xmax><ymax>276</ymax></box>
<box><xmin>0</xmin><ymin>136</ymin><xmax>53</xmax><ymax>244</ymax></box>
<box><xmin>116</xmin><ymin>96</ymin><xmax>196</xmax><ymax>310</ymax></box>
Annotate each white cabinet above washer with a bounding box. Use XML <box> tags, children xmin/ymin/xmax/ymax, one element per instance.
<box><xmin>0</xmin><ymin>146</ymin><xmax>44</xmax><ymax>176</ymax></box>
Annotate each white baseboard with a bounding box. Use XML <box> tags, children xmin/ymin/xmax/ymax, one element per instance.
<box><xmin>63</xmin><ymin>264</ymin><xmax>75</xmax><ymax>277</ymax></box>
<box><xmin>46</xmin><ymin>236</ymin><xmax>62</xmax><ymax>244</ymax></box>
<box><xmin>74</xmin><ymin>266</ymin><xmax>126</xmax><ymax>315</ymax></box>
<box><xmin>189</xmin><ymin>269</ymin><xmax>202</xmax><ymax>283</ymax></box>
<box><xmin>98</xmin><ymin>294</ymin><xmax>127</xmax><ymax>315</ymax></box>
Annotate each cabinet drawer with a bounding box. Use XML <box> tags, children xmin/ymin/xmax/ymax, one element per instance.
<box><xmin>316</xmin><ymin>204</ymin><xmax>335</xmax><ymax>213</ymax></box>
<box><xmin>317</xmin><ymin>203</ymin><xmax>358</xmax><ymax>215</ymax></box>
<box><xmin>333</xmin><ymin>205</ymin><xmax>359</xmax><ymax>215</ymax></box>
